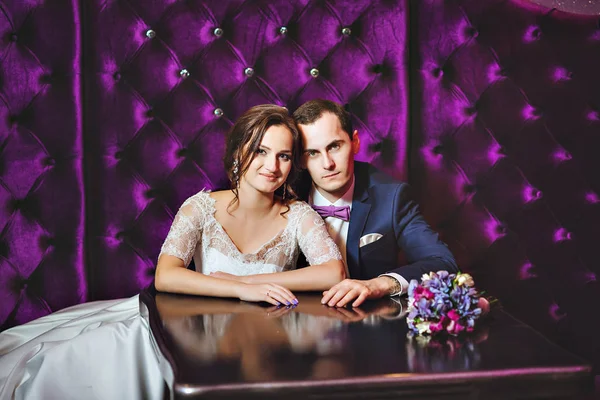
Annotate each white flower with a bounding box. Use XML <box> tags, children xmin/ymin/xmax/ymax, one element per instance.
<box><xmin>456</xmin><ymin>273</ymin><xmax>475</xmax><ymax>287</ymax></box>
<box><xmin>416</xmin><ymin>322</ymin><xmax>431</xmax><ymax>335</ymax></box>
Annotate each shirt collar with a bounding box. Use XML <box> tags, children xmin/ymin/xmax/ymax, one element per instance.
<box><xmin>309</xmin><ymin>176</ymin><xmax>355</xmax><ymax>208</ymax></box>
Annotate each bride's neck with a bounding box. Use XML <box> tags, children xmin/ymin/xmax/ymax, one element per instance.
<box><xmin>233</xmin><ymin>185</ymin><xmax>277</xmax><ymax>217</ymax></box>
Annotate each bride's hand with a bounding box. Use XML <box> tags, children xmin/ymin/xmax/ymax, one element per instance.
<box><xmin>237</xmin><ymin>283</ymin><xmax>298</xmax><ymax>307</ymax></box>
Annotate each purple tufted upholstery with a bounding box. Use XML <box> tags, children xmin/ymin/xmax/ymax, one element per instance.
<box><xmin>1</xmin><ymin>0</ymin><xmax>598</xmax><ymax>375</ymax></box>
<box><xmin>410</xmin><ymin>0</ymin><xmax>600</xmax><ymax>373</ymax></box>
<box><xmin>0</xmin><ymin>1</ymin><xmax>86</xmax><ymax>328</ymax></box>
<box><xmin>81</xmin><ymin>0</ymin><xmax>408</xmax><ymax>300</ymax></box>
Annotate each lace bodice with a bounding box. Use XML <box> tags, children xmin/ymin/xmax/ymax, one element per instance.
<box><xmin>159</xmin><ymin>191</ymin><xmax>342</xmax><ymax>275</ymax></box>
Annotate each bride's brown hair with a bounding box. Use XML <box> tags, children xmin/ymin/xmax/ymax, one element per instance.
<box><xmin>223</xmin><ymin>104</ymin><xmax>301</xmax><ymax>213</ymax></box>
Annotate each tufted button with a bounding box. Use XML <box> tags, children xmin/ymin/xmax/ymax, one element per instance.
<box><xmin>9</xmin><ymin>33</ymin><xmax>18</xmax><ymax>42</ymax></box>
<box><xmin>310</xmin><ymin>68</ymin><xmax>319</xmax><ymax>78</ymax></box>
<box><xmin>341</xmin><ymin>27</ymin><xmax>352</xmax><ymax>36</ymax></box>
<box><xmin>43</xmin><ymin>156</ymin><xmax>56</xmax><ymax>167</ymax></box>
<box><xmin>496</xmin><ymin>224</ymin><xmax>507</xmax><ymax>235</ymax></box>
<box><xmin>40</xmin><ymin>73</ymin><xmax>53</xmax><ymax>84</ymax></box>
<box><xmin>41</xmin><ymin>236</ymin><xmax>56</xmax><ymax>248</ymax></box>
<box><xmin>587</xmin><ymin>110</ymin><xmax>599</xmax><ymax>121</ymax></box>
<box><xmin>549</xmin><ymin>303</ymin><xmax>566</xmax><ymax>321</ymax></box>
<box><xmin>144</xmin><ymin>189</ymin><xmax>157</xmax><ymax>199</ymax></box>
<box><xmin>115</xmin><ymin>231</ymin><xmax>126</xmax><ymax>240</ymax></box>
<box><xmin>177</xmin><ymin>148</ymin><xmax>188</xmax><ymax>158</ymax></box>
<box><xmin>585</xmin><ymin>192</ymin><xmax>600</xmax><ymax>203</ymax></box>
<box><xmin>525</xmin><ymin>186</ymin><xmax>543</xmax><ymax>202</ymax></box>
<box><xmin>464</xmin><ymin>106</ymin><xmax>477</xmax><ymax>117</ymax></box>
<box><xmin>519</xmin><ymin>261</ymin><xmax>537</xmax><ymax>280</ymax></box>
<box><xmin>432</xmin><ymin>144</ymin><xmax>444</xmax><ymax>155</ymax></box>
<box><xmin>114</xmin><ymin>150</ymin><xmax>124</xmax><ymax>160</ymax></box>
<box><xmin>213</xmin><ymin>108</ymin><xmax>224</xmax><ymax>117</ymax></box>
<box><xmin>524</xmin><ymin>105</ymin><xmax>542</xmax><ymax>119</ymax></box>
<box><xmin>145</xmin><ymin>29</ymin><xmax>156</xmax><ymax>39</ymax></box>
<box><xmin>8</xmin><ymin>114</ymin><xmax>19</xmax><ymax>125</ymax></box>
<box><xmin>553</xmin><ymin>67</ymin><xmax>573</xmax><ymax>82</ymax></box>
<box><xmin>11</xmin><ymin>198</ymin><xmax>25</xmax><ymax>210</ymax></box>
<box><xmin>279</xmin><ymin>26</ymin><xmax>288</xmax><ymax>35</ymax></box>
<box><xmin>464</xmin><ymin>184</ymin><xmax>478</xmax><ymax>194</ymax></box>
<box><xmin>146</xmin><ymin>108</ymin><xmax>154</xmax><ymax>119</ymax></box>
<box><xmin>465</xmin><ymin>26</ymin><xmax>478</xmax><ymax>39</ymax></box>
<box><xmin>213</xmin><ymin>27</ymin><xmax>223</xmax><ymax>37</ymax></box>
<box><xmin>584</xmin><ymin>272</ymin><xmax>597</xmax><ymax>284</ymax></box>
<box><xmin>554</xmin><ymin>228</ymin><xmax>572</xmax><ymax>242</ymax></box>
<box><xmin>244</xmin><ymin>67</ymin><xmax>254</xmax><ymax>77</ymax></box>
<box><xmin>179</xmin><ymin>69</ymin><xmax>190</xmax><ymax>79</ymax></box>
<box><xmin>21</xmin><ymin>281</ymin><xmax>28</xmax><ymax>291</ymax></box>
<box><xmin>432</xmin><ymin>67</ymin><xmax>443</xmax><ymax>78</ymax></box>
<box><xmin>526</xmin><ymin>26</ymin><xmax>542</xmax><ymax>42</ymax></box>
<box><xmin>113</xmin><ymin>72</ymin><xmax>121</xmax><ymax>81</ymax></box>
<box><xmin>554</xmin><ymin>150</ymin><xmax>572</xmax><ymax>162</ymax></box>
<box><xmin>372</xmin><ymin>64</ymin><xmax>384</xmax><ymax>74</ymax></box>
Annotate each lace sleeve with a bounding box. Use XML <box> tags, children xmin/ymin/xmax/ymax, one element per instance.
<box><xmin>159</xmin><ymin>195</ymin><xmax>206</xmax><ymax>266</ymax></box>
<box><xmin>296</xmin><ymin>203</ymin><xmax>342</xmax><ymax>265</ymax></box>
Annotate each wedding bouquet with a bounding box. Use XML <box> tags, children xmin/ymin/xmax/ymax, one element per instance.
<box><xmin>407</xmin><ymin>271</ymin><xmax>484</xmax><ymax>337</ymax></box>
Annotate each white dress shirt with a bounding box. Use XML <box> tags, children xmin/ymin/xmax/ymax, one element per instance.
<box><xmin>309</xmin><ymin>178</ymin><xmax>354</xmax><ymax>277</ymax></box>
<box><xmin>309</xmin><ymin>177</ymin><xmax>408</xmax><ymax>296</ymax></box>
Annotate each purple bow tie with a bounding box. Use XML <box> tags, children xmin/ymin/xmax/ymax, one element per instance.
<box><xmin>311</xmin><ymin>205</ymin><xmax>350</xmax><ymax>221</ymax></box>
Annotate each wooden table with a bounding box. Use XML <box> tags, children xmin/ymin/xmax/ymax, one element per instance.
<box><xmin>140</xmin><ymin>287</ymin><xmax>593</xmax><ymax>399</ymax></box>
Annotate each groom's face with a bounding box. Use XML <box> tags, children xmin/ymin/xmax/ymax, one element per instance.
<box><xmin>298</xmin><ymin>112</ymin><xmax>360</xmax><ymax>202</ymax></box>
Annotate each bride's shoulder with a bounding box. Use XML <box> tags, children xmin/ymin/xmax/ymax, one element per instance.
<box><xmin>287</xmin><ymin>199</ymin><xmax>314</xmax><ymax>215</ymax></box>
<box><xmin>180</xmin><ymin>189</ymin><xmax>218</xmax><ymax>210</ymax></box>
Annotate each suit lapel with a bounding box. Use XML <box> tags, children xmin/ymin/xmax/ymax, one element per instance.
<box><xmin>347</xmin><ymin>162</ymin><xmax>371</xmax><ymax>279</ymax></box>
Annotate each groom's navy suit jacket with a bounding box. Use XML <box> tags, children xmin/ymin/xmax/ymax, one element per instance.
<box><xmin>299</xmin><ymin>161</ymin><xmax>458</xmax><ymax>282</ymax></box>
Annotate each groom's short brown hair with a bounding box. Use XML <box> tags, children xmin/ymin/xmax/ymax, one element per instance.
<box><xmin>293</xmin><ymin>99</ymin><xmax>353</xmax><ymax>138</ymax></box>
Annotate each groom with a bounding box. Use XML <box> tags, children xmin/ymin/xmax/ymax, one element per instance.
<box><xmin>293</xmin><ymin>99</ymin><xmax>458</xmax><ymax>308</ymax></box>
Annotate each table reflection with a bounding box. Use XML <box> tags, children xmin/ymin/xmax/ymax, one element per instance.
<box><xmin>155</xmin><ymin>293</ymin><xmax>406</xmax><ymax>382</ymax></box>
<box><xmin>406</xmin><ymin>327</ymin><xmax>489</xmax><ymax>373</ymax></box>
<box><xmin>143</xmin><ymin>290</ymin><xmax>590</xmax><ymax>399</ymax></box>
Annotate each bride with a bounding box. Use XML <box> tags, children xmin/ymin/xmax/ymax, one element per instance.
<box><xmin>155</xmin><ymin>104</ymin><xmax>345</xmax><ymax>303</ymax></box>
<box><xmin>0</xmin><ymin>104</ymin><xmax>345</xmax><ymax>399</ymax></box>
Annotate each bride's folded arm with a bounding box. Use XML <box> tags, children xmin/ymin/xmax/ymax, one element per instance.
<box><xmin>155</xmin><ymin>254</ymin><xmax>297</xmax><ymax>305</ymax></box>
<box><xmin>155</xmin><ymin>254</ymin><xmax>245</xmax><ymax>298</ymax></box>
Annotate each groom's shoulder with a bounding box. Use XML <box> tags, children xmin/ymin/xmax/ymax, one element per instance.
<box><xmin>356</xmin><ymin>161</ymin><xmax>407</xmax><ymax>190</ymax></box>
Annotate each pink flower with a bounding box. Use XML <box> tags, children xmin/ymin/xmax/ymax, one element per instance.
<box><xmin>447</xmin><ymin>309</ymin><xmax>460</xmax><ymax>321</ymax></box>
<box><xmin>429</xmin><ymin>318</ymin><xmax>444</xmax><ymax>333</ymax></box>
<box><xmin>446</xmin><ymin>320</ymin><xmax>466</xmax><ymax>335</ymax></box>
<box><xmin>422</xmin><ymin>288</ymin><xmax>434</xmax><ymax>300</ymax></box>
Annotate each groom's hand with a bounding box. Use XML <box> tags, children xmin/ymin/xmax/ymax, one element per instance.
<box><xmin>321</xmin><ymin>277</ymin><xmax>394</xmax><ymax>307</ymax></box>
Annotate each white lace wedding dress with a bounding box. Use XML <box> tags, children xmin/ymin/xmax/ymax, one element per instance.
<box><xmin>0</xmin><ymin>191</ymin><xmax>341</xmax><ymax>400</ymax></box>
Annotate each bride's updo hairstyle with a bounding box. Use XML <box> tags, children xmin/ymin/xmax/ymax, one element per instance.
<box><xmin>223</xmin><ymin>104</ymin><xmax>302</xmax><ymax>211</ymax></box>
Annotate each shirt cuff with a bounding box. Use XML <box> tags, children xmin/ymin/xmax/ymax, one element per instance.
<box><xmin>379</xmin><ymin>273</ymin><xmax>409</xmax><ymax>296</ymax></box>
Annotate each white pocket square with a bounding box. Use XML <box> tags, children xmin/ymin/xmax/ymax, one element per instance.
<box><xmin>359</xmin><ymin>233</ymin><xmax>383</xmax><ymax>248</ymax></box>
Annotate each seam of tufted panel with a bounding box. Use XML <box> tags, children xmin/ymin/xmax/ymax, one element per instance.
<box><xmin>0</xmin><ymin>0</ymin><xmax>87</xmax><ymax>329</ymax></box>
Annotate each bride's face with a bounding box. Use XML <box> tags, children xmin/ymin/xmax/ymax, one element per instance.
<box><xmin>239</xmin><ymin>125</ymin><xmax>294</xmax><ymax>194</ymax></box>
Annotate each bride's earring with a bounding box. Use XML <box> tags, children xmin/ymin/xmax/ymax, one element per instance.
<box><xmin>232</xmin><ymin>160</ymin><xmax>239</xmax><ymax>185</ymax></box>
